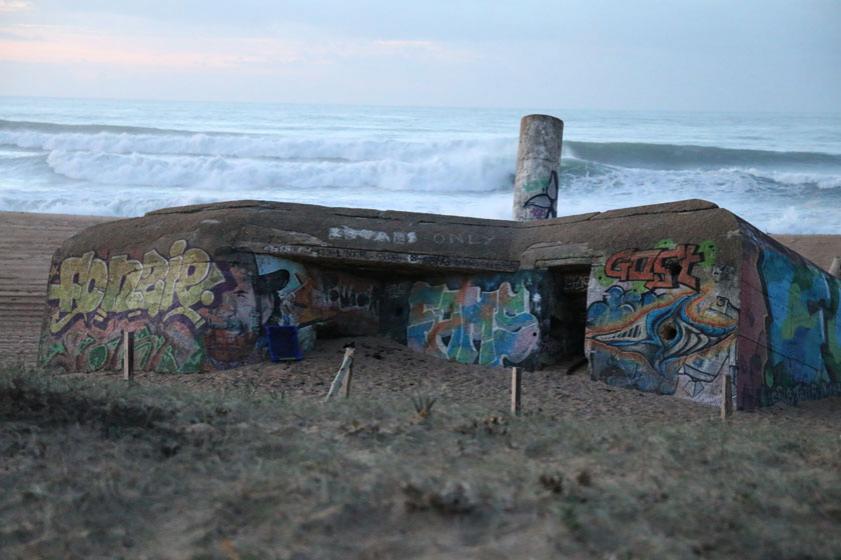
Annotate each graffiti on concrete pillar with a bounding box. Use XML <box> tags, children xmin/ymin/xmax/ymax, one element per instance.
<box><xmin>407</xmin><ymin>278</ymin><xmax>540</xmax><ymax>366</ymax></box>
<box><xmin>522</xmin><ymin>170</ymin><xmax>558</xmax><ymax>220</ymax></box>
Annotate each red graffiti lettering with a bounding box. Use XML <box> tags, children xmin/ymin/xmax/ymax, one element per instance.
<box><xmin>604</xmin><ymin>244</ymin><xmax>703</xmax><ymax>291</ymax></box>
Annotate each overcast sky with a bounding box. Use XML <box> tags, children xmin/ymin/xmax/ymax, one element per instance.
<box><xmin>1</xmin><ymin>0</ymin><xmax>839</xmax><ymax>111</ymax></box>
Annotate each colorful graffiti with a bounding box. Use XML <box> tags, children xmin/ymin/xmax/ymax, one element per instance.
<box><xmin>201</xmin><ymin>265</ymin><xmax>264</xmax><ymax>368</ymax></box>
<box><xmin>407</xmin><ymin>277</ymin><xmax>540</xmax><ymax>366</ymax></box>
<box><xmin>41</xmin><ymin>240</ymin><xmax>242</xmax><ymax>373</ymax></box>
<box><xmin>587</xmin><ymin>240</ymin><xmax>737</xmax><ymax>403</ymax></box>
<box><xmin>521</xmin><ymin>171</ymin><xmax>559</xmax><ymax>220</ymax></box>
<box><xmin>255</xmin><ymin>256</ymin><xmax>380</xmax><ymax>351</ymax></box>
<box><xmin>588</xmin><ymin>285</ymin><xmax>736</xmax><ymax>397</ymax></box>
<box><xmin>603</xmin><ymin>244</ymin><xmax>705</xmax><ymax>291</ymax></box>
<box><xmin>47</xmin><ymin>240</ymin><xmax>224</xmax><ymax>334</ymax></box>
<box><xmin>42</xmin><ymin>322</ymin><xmax>206</xmax><ymax>373</ymax></box>
<box><xmin>738</xmin><ymin>226</ymin><xmax>841</xmax><ymax>408</ymax></box>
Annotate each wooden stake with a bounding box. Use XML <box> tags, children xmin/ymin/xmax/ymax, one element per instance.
<box><xmin>326</xmin><ymin>345</ymin><xmax>355</xmax><ymax>401</ymax></box>
<box><xmin>340</xmin><ymin>355</ymin><xmax>353</xmax><ymax>398</ymax></box>
<box><xmin>511</xmin><ymin>367</ymin><xmax>522</xmax><ymax>415</ymax></box>
<box><xmin>123</xmin><ymin>330</ymin><xmax>133</xmax><ymax>381</ymax></box>
<box><xmin>720</xmin><ymin>372</ymin><xmax>733</xmax><ymax>420</ymax></box>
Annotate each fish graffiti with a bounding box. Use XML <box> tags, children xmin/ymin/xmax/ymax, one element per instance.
<box><xmin>522</xmin><ymin>171</ymin><xmax>559</xmax><ymax>220</ymax></box>
<box><xmin>407</xmin><ymin>279</ymin><xmax>540</xmax><ymax>366</ymax></box>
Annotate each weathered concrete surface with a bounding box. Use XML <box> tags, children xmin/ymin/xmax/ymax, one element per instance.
<box><xmin>62</xmin><ymin>200</ymin><xmax>521</xmax><ymax>273</ymax></box>
<box><xmin>54</xmin><ymin>198</ymin><xmax>734</xmax><ymax>274</ymax></box>
<box><xmin>512</xmin><ymin>115</ymin><xmax>563</xmax><ymax>221</ymax></box>
<box><xmin>515</xmin><ymin>199</ymin><xmax>739</xmax><ymax>269</ymax></box>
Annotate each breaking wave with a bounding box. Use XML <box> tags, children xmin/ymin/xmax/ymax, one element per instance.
<box><xmin>566</xmin><ymin>141</ymin><xmax>841</xmax><ymax>170</ymax></box>
<box><xmin>1</xmin><ymin>116</ymin><xmax>840</xmax><ymax>233</ymax></box>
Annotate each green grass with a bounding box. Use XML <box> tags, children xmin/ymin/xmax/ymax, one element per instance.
<box><xmin>1</xmin><ymin>368</ymin><xmax>840</xmax><ymax>559</ymax></box>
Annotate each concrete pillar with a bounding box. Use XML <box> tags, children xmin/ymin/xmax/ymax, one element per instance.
<box><xmin>512</xmin><ymin>114</ymin><xmax>564</xmax><ymax>221</ymax></box>
<box><xmin>830</xmin><ymin>257</ymin><xmax>841</xmax><ymax>278</ymax></box>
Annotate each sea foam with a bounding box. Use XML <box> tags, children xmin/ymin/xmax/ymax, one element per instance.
<box><xmin>1</xmin><ymin>108</ymin><xmax>840</xmax><ymax>233</ymax></box>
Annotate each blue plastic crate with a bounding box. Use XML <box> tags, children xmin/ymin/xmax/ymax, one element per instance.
<box><xmin>267</xmin><ymin>325</ymin><xmax>303</xmax><ymax>362</ymax></box>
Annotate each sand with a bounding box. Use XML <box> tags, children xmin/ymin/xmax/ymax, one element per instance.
<box><xmin>771</xmin><ymin>234</ymin><xmax>841</xmax><ymax>271</ymax></box>
<box><xmin>0</xmin><ymin>211</ymin><xmax>113</xmax><ymax>365</ymax></box>
<box><xmin>1</xmin><ymin>210</ymin><xmax>838</xmax><ymax>372</ymax></box>
<box><xmin>81</xmin><ymin>334</ymin><xmax>841</xmax><ymax>424</ymax></box>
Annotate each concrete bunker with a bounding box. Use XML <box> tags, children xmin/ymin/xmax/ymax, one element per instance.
<box><xmin>38</xmin><ymin>198</ymin><xmax>841</xmax><ymax>410</ymax></box>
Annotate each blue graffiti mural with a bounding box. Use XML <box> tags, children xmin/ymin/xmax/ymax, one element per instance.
<box><xmin>588</xmin><ymin>285</ymin><xmax>737</xmax><ymax>394</ymax></box>
<box><xmin>760</xmin><ymin>246</ymin><xmax>839</xmax><ymax>384</ymax></box>
<box><xmin>407</xmin><ymin>279</ymin><xmax>540</xmax><ymax>366</ymax></box>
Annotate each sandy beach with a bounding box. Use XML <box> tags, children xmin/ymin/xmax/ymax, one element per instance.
<box><xmin>0</xmin><ymin>211</ymin><xmax>112</xmax><ymax>365</ymax></box>
<box><xmin>1</xmin><ymin>209</ymin><xmax>838</xmax><ymax>370</ymax></box>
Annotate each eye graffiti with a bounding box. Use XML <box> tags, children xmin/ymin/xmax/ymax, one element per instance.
<box><xmin>589</xmin><ymin>287</ymin><xmax>736</xmax><ymax>372</ymax></box>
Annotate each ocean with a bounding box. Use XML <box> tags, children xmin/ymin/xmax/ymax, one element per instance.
<box><xmin>1</xmin><ymin>96</ymin><xmax>840</xmax><ymax>233</ymax></box>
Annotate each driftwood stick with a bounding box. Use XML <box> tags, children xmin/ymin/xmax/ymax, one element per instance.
<box><xmin>511</xmin><ymin>367</ymin><xmax>522</xmax><ymax>415</ymax></box>
<box><xmin>340</xmin><ymin>355</ymin><xmax>354</xmax><ymax>398</ymax></box>
<box><xmin>326</xmin><ymin>345</ymin><xmax>355</xmax><ymax>401</ymax></box>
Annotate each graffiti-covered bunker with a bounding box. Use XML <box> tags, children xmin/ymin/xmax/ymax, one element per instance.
<box><xmin>40</xmin><ymin>198</ymin><xmax>841</xmax><ymax>410</ymax></box>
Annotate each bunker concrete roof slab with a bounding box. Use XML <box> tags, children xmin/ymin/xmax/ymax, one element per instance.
<box><xmin>56</xmin><ymin>198</ymin><xmax>743</xmax><ymax>274</ymax></box>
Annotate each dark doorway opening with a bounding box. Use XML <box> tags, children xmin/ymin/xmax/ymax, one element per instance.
<box><xmin>546</xmin><ymin>266</ymin><xmax>590</xmax><ymax>367</ymax></box>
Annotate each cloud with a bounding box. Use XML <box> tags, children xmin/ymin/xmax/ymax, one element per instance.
<box><xmin>0</xmin><ymin>23</ymin><xmax>477</xmax><ymax>71</ymax></box>
<box><xmin>0</xmin><ymin>0</ymin><xmax>31</xmax><ymax>13</ymax></box>
<box><xmin>369</xmin><ymin>39</ymin><xmax>479</xmax><ymax>62</ymax></box>
<box><xmin>0</xmin><ymin>23</ymin><xmax>317</xmax><ymax>69</ymax></box>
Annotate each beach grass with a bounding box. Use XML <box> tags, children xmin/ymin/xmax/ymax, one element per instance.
<box><xmin>1</xmin><ymin>367</ymin><xmax>840</xmax><ymax>559</ymax></box>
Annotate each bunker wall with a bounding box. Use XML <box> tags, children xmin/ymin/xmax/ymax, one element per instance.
<box><xmin>40</xmin><ymin>239</ymin><xmax>261</xmax><ymax>373</ymax></box>
<box><xmin>38</xmin><ymin>243</ymin><xmax>385</xmax><ymax>373</ymax></box>
<box><xmin>737</xmin><ymin>222</ymin><xmax>841</xmax><ymax>409</ymax></box>
<box><xmin>582</xmin><ymin>215</ymin><xmax>742</xmax><ymax>407</ymax></box>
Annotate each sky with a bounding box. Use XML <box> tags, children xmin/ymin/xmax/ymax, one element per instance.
<box><xmin>0</xmin><ymin>0</ymin><xmax>839</xmax><ymax>111</ymax></box>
